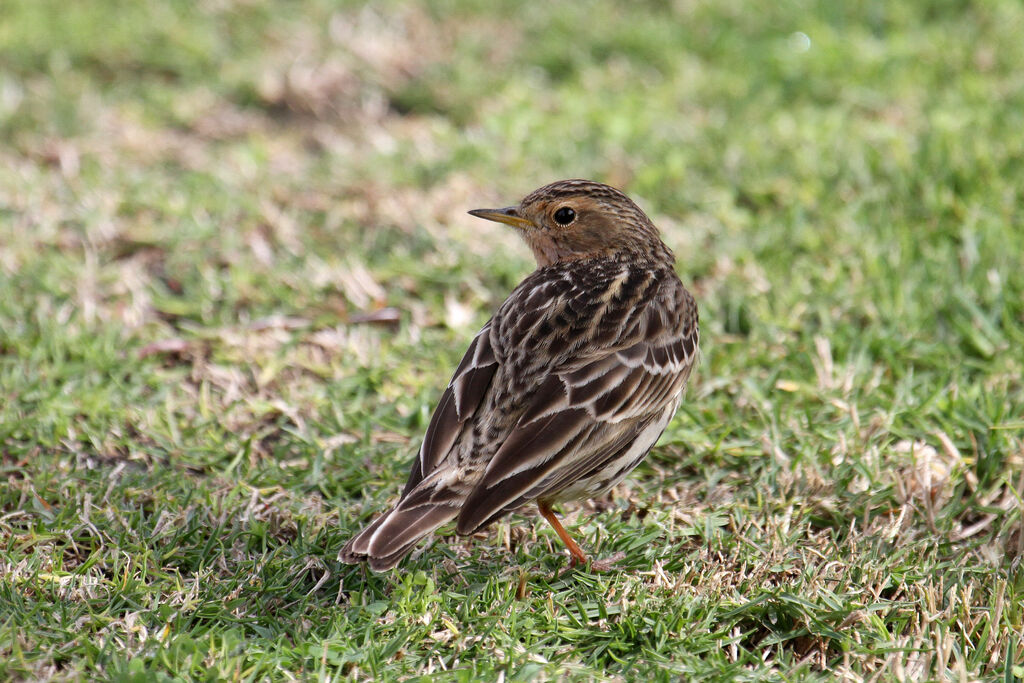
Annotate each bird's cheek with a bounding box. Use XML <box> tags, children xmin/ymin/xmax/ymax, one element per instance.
<box><xmin>576</xmin><ymin>224</ymin><xmax>613</xmax><ymax>251</ymax></box>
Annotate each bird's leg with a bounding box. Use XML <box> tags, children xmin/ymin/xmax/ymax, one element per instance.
<box><xmin>537</xmin><ymin>501</ymin><xmax>590</xmax><ymax>567</ymax></box>
<box><xmin>538</xmin><ymin>502</ymin><xmax>627</xmax><ymax>572</ymax></box>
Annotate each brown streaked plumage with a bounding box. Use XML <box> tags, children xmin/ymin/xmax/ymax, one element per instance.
<box><xmin>340</xmin><ymin>179</ymin><xmax>699</xmax><ymax>571</ymax></box>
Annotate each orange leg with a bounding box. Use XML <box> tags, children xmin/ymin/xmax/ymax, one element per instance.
<box><xmin>538</xmin><ymin>501</ymin><xmax>589</xmax><ymax>567</ymax></box>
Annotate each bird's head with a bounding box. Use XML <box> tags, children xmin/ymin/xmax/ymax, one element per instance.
<box><xmin>469</xmin><ymin>179</ymin><xmax>672</xmax><ymax>267</ymax></box>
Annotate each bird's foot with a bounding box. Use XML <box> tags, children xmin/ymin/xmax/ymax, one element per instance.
<box><xmin>563</xmin><ymin>550</ymin><xmax>626</xmax><ymax>575</ymax></box>
<box><xmin>586</xmin><ymin>551</ymin><xmax>626</xmax><ymax>572</ymax></box>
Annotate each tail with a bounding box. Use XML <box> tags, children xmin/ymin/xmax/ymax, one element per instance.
<box><xmin>339</xmin><ymin>500</ymin><xmax>459</xmax><ymax>572</ymax></box>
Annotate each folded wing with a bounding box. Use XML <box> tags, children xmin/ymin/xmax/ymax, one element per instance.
<box><xmin>455</xmin><ymin>310</ymin><xmax>697</xmax><ymax>534</ymax></box>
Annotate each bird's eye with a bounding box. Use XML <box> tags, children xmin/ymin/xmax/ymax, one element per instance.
<box><xmin>553</xmin><ymin>206</ymin><xmax>576</xmax><ymax>225</ymax></box>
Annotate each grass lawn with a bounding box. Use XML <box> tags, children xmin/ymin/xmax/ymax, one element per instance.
<box><xmin>2</xmin><ymin>0</ymin><xmax>1022</xmax><ymax>679</ymax></box>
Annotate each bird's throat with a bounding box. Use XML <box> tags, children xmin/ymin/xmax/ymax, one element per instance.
<box><xmin>524</xmin><ymin>233</ymin><xmax>562</xmax><ymax>267</ymax></box>
<box><xmin>524</xmin><ymin>232</ymin><xmax>610</xmax><ymax>267</ymax></box>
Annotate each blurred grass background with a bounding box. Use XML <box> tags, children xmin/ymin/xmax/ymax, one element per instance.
<box><xmin>1</xmin><ymin>0</ymin><xmax>1022</xmax><ymax>679</ymax></box>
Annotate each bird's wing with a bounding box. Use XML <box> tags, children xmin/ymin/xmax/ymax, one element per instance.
<box><xmin>455</xmin><ymin>293</ymin><xmax>698</xmax><ymax>534</ymax></box>
<box><xmin>401</xmin><ymin>321</ymin><xmax>498</xmax><ymax>496</ymax></box>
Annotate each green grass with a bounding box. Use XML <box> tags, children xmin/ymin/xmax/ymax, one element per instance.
<box><xmin>2</xmin><ymin>0</ymin><xmax>1023</xmax><ymax>679</ymax></box>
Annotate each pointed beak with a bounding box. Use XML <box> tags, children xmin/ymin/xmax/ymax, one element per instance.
<box><xmin>468</xmin><ymin>206</ymin><xmax>534</xmax><ymax>230</ymax></box>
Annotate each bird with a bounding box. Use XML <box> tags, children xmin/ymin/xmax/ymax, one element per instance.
<box><xmin>340</xmin><ymin>179</ymin><xmax>699</xmax><ymax>572</ymax></box>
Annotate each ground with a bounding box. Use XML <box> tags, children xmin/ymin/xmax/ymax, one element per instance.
<box><xmin>1</xmin><ymin>0</ymin><xmax>1022</xmax><ymax>680</ymax></box>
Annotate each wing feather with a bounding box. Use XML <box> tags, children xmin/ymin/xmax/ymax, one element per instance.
<box><xmin>402</xmin><ymin>323</ymin><xmax>498</xmax><ymax>496</ymax></box>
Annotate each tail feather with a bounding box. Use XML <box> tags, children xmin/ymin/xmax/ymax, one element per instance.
<box><xmin>338</xmin><ymin>512</ymin><xmax>389</xmax><ymax>562</ymax></box>
<box><xmin>340</xmin><ymin>502</ymin><xmax>458</xmax><ymax>572</ymax></box>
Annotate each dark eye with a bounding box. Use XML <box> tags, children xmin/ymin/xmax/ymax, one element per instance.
<box><xmin>553</xmin><ymin>206</ymin><xmax>576</xmax><ymax>225</ymax></box>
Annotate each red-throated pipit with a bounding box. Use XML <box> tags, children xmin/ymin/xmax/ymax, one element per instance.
<box><xmin>340</xmin><ymin>179</ymin><xmax>698</xmax><ymax>571</ymax></box>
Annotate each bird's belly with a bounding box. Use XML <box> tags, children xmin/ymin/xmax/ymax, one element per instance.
<box><xmin>548</xmin><ymin>396</ymin><xmax>681</xmax><ymax>502</ymax></box>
